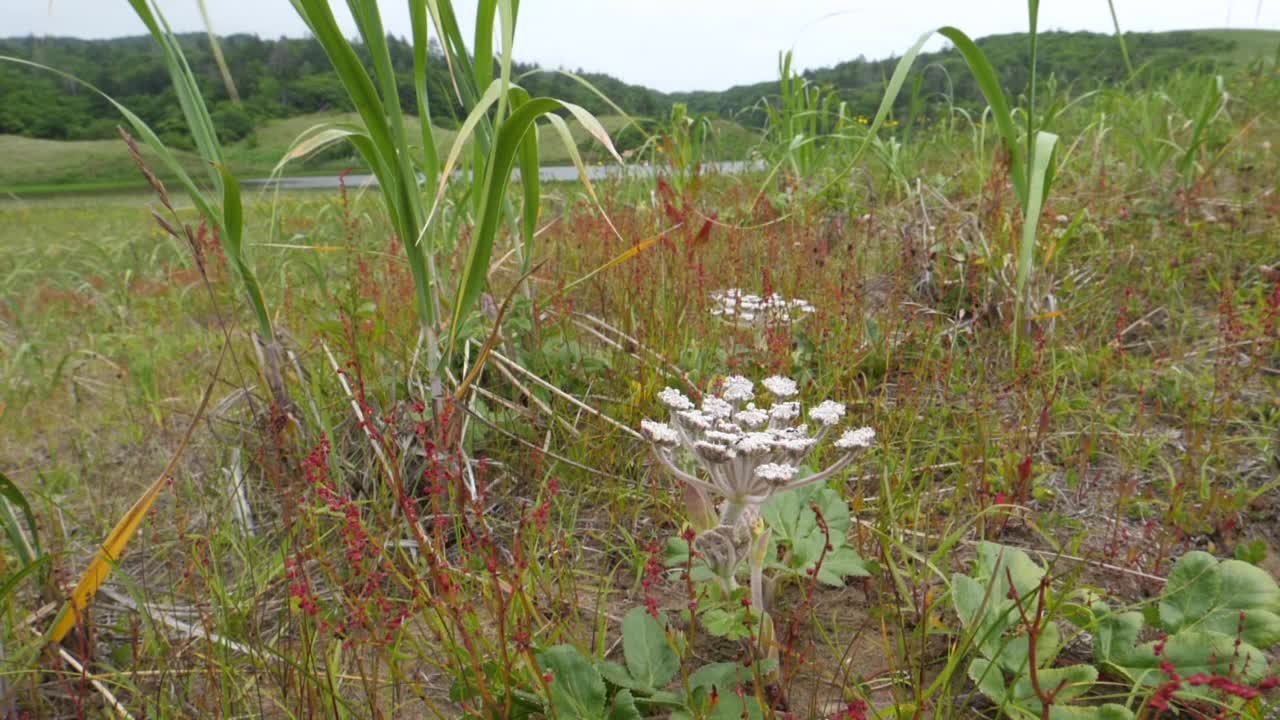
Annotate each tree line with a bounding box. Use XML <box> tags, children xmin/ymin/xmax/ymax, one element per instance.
<box><xmin>0</xmin><ymin>29</ymin><xmax>1260</xmax><ymax>147</ymax></box>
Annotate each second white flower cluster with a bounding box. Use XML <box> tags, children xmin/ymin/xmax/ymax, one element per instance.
<box><xmin>709</xmin><ymin>289</ymin><xmax>816</xmax><ymax>327</ymax></box>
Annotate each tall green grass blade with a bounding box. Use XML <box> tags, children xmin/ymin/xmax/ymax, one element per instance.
<box><xmin>127</xmin><ymin>0</ymin><xmax>225</xmax><ymax>188</ymax></box>
<box><xmin>1179</xmin><ymin>75</ymin><xmax>1226</xmax><ymax>185</ymax></box>
<box><xmin>427</xmin><ymin>80</ymin><xmax>506</xmax><ymax>227</ymax></box>
<box><xmin>124</xmin><ymin>0</ymin><xmax>279</xmax><ymax>341</ymax></box>
<box><xmin>543</xmin><ymin>113</ymin><xmax>614</xmax><ymax>211</ymax></box>
<box><xmin>410</xmin><ymin>1</ymin><xmax>442</xmax><ymax>183</ymax></box>
<box><xmin>214</xmin><ymin>165</ymin><xmax>273</xmax><ymax>337</ymax></box>
<box><xmin>196</xmin><ymin>0</ymin><xmax>240</xmax><ymax>104</ymax></box>
<box><xmin>517</xmin><ymin>68</ymin><xmax>649</xmax><ymax>141</ymax></box>
<box><xmin>1026</xmin><ymin>0</ymin><xmax>1041</xmax><ymax>176</ymax></box>
<box><xmin>473</xmin><ymin>0</ymin><xmax>498</xmax><ymax>93</ymax></box>
<box><xmin>425</xmin><ymin>0</ymin><xmax>479</xmax><ymax>108</ymax></box>
<box><xmin>450</xmin><ymin>97</ymin><xmax>561</xmax><ymax>351</ymax></box>
<box><xmin>1016</xmin><ymin>131</ymin><xmax>1060</xmax><ymax>303</ymax></box>
<box><xmin>272</xmin><ymin>125</ymin><xmax>367</xmax><ymax>174</ymax></box>
<box><xmin>287</xmin><ymin>0</ymin><xmax>619</xmax><ymax>370</ymax></box>
<box><xmin>813</xmin><ymin>30</ymin><xmax>933</xmax><ymax>199</ymax></box>
<box><xmin>0</xmin><ymin>555</ymin><xmax>48</xmax><ymax>605</ymax></box>
<box><xmin>292</xmin><ymin>0</ymin><xmax>438</xmax><ymax>333</ymax></box>
<box><xmin>936</xmin><ymin>27</ymin><xmax>1028</xmax><ymax>204</ymax></box>
<box><xmin>0</xmin><ymin>471</ymin><xmax>39</xmax><ymax>568</ymax></box>
<box><xmin>1106</xmin><ymin>0</ymin><xmax>1135</xmax><ymax>78</ymax></box>
<box><xmin>447</xmin><ymin>98</ymin><xmax>618</xmax><ymax>352</ymax></box>
<box><xmin>511</xmin><ymin>90</ymin><xmax>542</xmax><ymax>274</ymax></box>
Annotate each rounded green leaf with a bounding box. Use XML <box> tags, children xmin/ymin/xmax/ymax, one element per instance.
<box><xmin>621</xmin><ymin>607</ymin><xmax>679</xmax><ymax>690</ymax></box>
<box><xmin>537</xmin><ymin>645</ymin><xmax>606</xmax><ymax>719</ymax></box>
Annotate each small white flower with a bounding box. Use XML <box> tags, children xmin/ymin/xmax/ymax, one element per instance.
<box><xmin>775</xmin><ymin>436</ymin><xmax>817</xmax><ymax>454</ymax></box>
<box><xmin>702</xmin><ymin>396</ymin><xmax>734</xmax><ymax>420</ymax></box>
<box><xmin>712</xmin><ymin>420</ymin><xmax>743</xmax><ymax>435</ymax></box>
<box><xmin>736</xmin><ymin>432</ymin><xmax>775</xmax><ymax>455</ymax></box>
<box><xmin>710</xmin><ymin>288</ymin><xmax>814</xmax><ymax>327</ymax></box>
<box><xmin>835</xmin><ymin>427</ymin><xmax>876</xmax><ymax>450</ymax></box>
<box><xmin>721</xmin><ymin>375</ymin><xmax>755</xmax><ymax>403</ymax></box>
<box><xmin>769</xmin><ymin>401</ymin><xmax>800</xmax><ymax>422</ymax></box>
<box><xmin>762</xmin><ymin>376</ymin><xmax>798</xmax><ymax>397</ymax></box>
<box><xmin>705</xmin><ymin>430</ymin><xmax>743</xmax><ymax>445</ymax></box>
<box><xmin>658</xmin><ymin>387</ymin><xmax>693</xmax><ymax>410</ymax></box>
<box><xmin>809</xmin><ymin>400</ymin><xmax>846</xmax><ymax>426</ymax></box>
<box><xmin>694</xmin><ymin>441</ymin><xmax>736</xmax><ymax>463</ymax></box>
<box><xmin>641</xmin><ymin>420</ymin><xmax>680</xmax><ymax>446</ymax></box>
<box><xmin>755</xmin><ymin>463</ymin><xmax>798</xmax><ymax>482</ymax></box>
<box><xmin>734</xmin><ymin>407</ymin><xmax>769</xmax><ymax>429</ymax></box>
<box><xmin>677</xmin><ymin>409</ymin><xmax>712</xmax><ymax>430</ymax></box>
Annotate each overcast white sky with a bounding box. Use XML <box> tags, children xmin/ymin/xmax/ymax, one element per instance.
<box><xmin>9</xmin><ymin>1</ymin><xmax>1279</xmax><ymax>91</ymax></box>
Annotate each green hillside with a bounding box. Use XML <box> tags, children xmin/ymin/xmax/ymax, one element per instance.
<box><xmin>1194</xmin><ymin>28</ymin><xmax>1280</xmax><ymax>64</ymax></box>
<box><xmin>0</xmin><ymin>27</ymin><xmax>1273</xmax><ymax>190</ymax></box>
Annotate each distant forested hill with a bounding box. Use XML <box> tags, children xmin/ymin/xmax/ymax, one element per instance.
<box><xmin>672</xmin><ymin>30</ymin><xmax>1277</xmax><ymax>125</ymax></box>
<box><xmin>1</xmin><ymin>29</ymin><xmax>1274</xmax><ymax>146</ymax></box>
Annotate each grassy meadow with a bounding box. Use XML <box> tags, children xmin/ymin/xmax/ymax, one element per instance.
<box><xmin>1</xmin><ymin>7</ymin><xmax>1280</xmax><ymax>720</ymax></box>
<box><xmin>1</xmin><ymin>112</ymin><xmax>758</xmax><ymax>193</ymax></box>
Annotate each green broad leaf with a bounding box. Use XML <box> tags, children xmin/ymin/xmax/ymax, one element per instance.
<box><xmin>678</xmin><ymin>679</ymin><xmax>766</xmax><ymax>720</ymax></box>
<box><xmin>633</xmin><ymin>689</ymin><xmax>685</xmax><ymax>710</ymax></box>
<box><xmin>976</xmin><ymin>542</ymin><xmax>1045</xmax><ymax>600</ymax></box>
<box><xmin>812</xmin><ymin>485</ymin><xmax>853</xmax><ymax>537</ymax></box>
<box><xmin>1113</xmin><ymin>630</ymin><xmax>1270</xmax><ymax>687</ymax></box>
<box><xmin>663</xmin><ymin>537</ymin><xmax>716</xmax><ymax>582</ymax></box>
<box><xmin>791</xmin><ymin>530</ymin><xmax>827</xmax><ymax>569</ymax></box>
<box><xmin>955</xmin><ymin>543</ymin><xmax>1058</xmax><ymax>667</ymax></box>
<box><xmin>968</xmin><ymin>658</ymin><xmax>1009</xmax><ymax>705</ymax></box>
<box><xmin>997</xmin><ymin>620</ymin><xmax>1061</xmax><ymax>675</ymax></box>
<box><xmin>709</xmin><ymin>695</ymin><xmax>764</xmax><ymax>720</ymax></box>
<box><xmin>1158</xmin><ymin>551</ymin><xmax>1280</xmax><ymax>648</ymax></box>
<box><xmin>1091</xmin><ymin>606</ymin><xmax>1143</xmax><ymax>668</ymax></box>
<box><xmin>762</xmin><ymin>486</ymin><xmax>857</xmax><ymax>578</ymax></box>
<box><xmin>1011</xmin><ymin>664</ymin><xmax>1097</xmax><ymax>705</ymax></box>
<box><xmin>760</xmin><ymin>485</ymin><xmax>813</xmax><ymax>543</ymax></box>
<box><xmin>536</xmin><ymin>645</ymin><xmax>606</xmax><ymax>719</ymax></box>
<box><xmin>621</xmin><ymin>608</ymin><xmax>679</xmax><ymax>690</ymax></box>
<box><xmin>597</xmin><ymin>660</ymin><xmax>641</xmax><ymax>691</ymax></box>
<box><xmin>688</xmin><ymin>662</ymin><xmax>751</xmax><ymax>690</ymax></box>
<box><xmin>701</xmin><ymin>608</ymin><xmax>750</xmax><ymax>641</ymax></box>
<box><xmin>1046</xmin><ymin>705</ymin><xmax>1135</xmax><ymax>720</ymax></box>
<box><xmin>663</xmin><ymin>536</ymin><xmax>692</xmax><ymax>566</ymax></box>
<box><xmin>816</xmin><ymin>546</ymin><xmax>869</xmax><ymax>586</ymax></box>
<box><xmin>952</xmin><ymin>573</ymin><xmax>989</xmax><ymax>628</ymax></box>
<box><xmin>607</xmin><ymin>689</ymin><xmax>642</xmax><ymax>720</ymax></box>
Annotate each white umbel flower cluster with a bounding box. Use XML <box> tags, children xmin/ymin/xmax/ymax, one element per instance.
<box><xmin>643</xmin><ymin>375</ymin><xmax>875</xmax><ymax>529</ymax></box>
<box><xmin>709</xmin><ymin>288</ymin><xmax>816</xmax><ymax>327</ymax></box>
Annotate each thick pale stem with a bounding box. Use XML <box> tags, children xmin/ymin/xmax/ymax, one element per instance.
<box><xmin>720</xmin><ymin>498</ymin><xmax>749</xmax><ymax>527</ymax></box>
<box><xmin>651</xmin><ymin>445</ymin><xmax>721</xmax><ymax>496</ymax></box>
<box><xmin>749</xmin><ymin>527</ymin><xmax>771</xmax><ymax>613</ymax></box>
<box><xmin>781</xmin><ymin>451</ymin><xmax>857</xmax><ymax>492</ymax></box>
<box><xmin>750</xmin><ymin>562</ymin><xmax>766</xmax><ymax>616</ymax></box>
